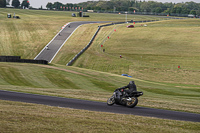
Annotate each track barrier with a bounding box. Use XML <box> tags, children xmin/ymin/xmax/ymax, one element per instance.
<box><xmin>0</xmin><ymin>56</ymin><xmax>48</xmax><ymax>65</ymax></box>
<box><xmin>66</xmin><ymin>20</ymin><xmax>159</xmax><ymax>66</ymax></box>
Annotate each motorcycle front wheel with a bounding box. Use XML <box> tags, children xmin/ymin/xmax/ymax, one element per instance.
<box><xmin>126</xmin><ymin>97</ymin><xmax>138</xmax><ymax>108</ymax></box>
<box><xmin>107</xmin><ymin>96</ymin><xmax>115</xmax><ymax>106</ymax></box>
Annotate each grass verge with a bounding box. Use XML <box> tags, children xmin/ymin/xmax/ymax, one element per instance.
<box><xmin>0</xmin><ymin>8</ymin><xmax>168</xmax><ymax>59</ymax></box>
<box><xmin>0</xmin><ymin>63</ymin><xmax>199</xmax><ymax>114</ymax></box>
<box><xmin>0</xmin><ymin>100</ymin><xmax>200</xmax><ymax>133</ymax></box>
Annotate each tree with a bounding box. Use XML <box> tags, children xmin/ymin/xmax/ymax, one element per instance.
<box><xmin>46</xmin><ymin>2</ymin><xmax>53</xmax><ymax>10</ymax></box>
<box><xmin>45</xmin><ymin>0</ymin><xmax>200</xmax><ymax>16</ymax></box>
<box><xmin>155</xmin><ymin>7</ymin><xmax>162</xmax><ymax>13</ymax></box>
<box><xmin>181</xmin><ymin>7</ymin><xmax>190</xmax><ymax>14</ymax></box>
<box><xmin>0</xmin><ymin>0</ymin><xmax>6</xmax><ymax>7</ymax></box>
<box><xmin>140</xmin><ymin>2</ymin><xmax>151</xmax><ymax>12</ymax></box>
<box><xmin>11</xmin><ymin>0</ymin><xmax>20</xmax><ymax>8</ymax></box>
<box><xmin>190</xmin><ymin>10</ymin><xmax>196</xmax><ymax>15</ymax></box>
<box><xmin>196</xmin><ymin>9</ymin><xmax>200</xmax><ymax>16</ymax></box>
<box><xmin>52</xmin><ymin>2</ymin><xmax>62</xmax><ymax>10</ymax></box>
<box><xmin>21</xmin><ymin>0</ymin><xmax>30</xmax><ymax>9</ymax></box>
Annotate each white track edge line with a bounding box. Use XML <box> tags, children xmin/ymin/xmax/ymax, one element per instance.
<box><xmin>34</xmin><ymin>22</ymin><xmax>71</xmax><ymax>60</ymax></box>
<box><xmin>49</xmin><ymin>24</ymin><xmax>82</xmax><ymax>63</ymax></box>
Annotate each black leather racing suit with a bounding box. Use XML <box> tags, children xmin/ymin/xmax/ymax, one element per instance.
<box><xmin>117</xmin><ymin>81</ymin><xmax>137</xmax><ymax>96</ymax></box>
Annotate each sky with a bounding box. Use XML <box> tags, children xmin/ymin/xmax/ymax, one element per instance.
<box><xmin>16</xmin><ymin>0</ymin><xmax>200</xmax><ymax>8</ymax></box>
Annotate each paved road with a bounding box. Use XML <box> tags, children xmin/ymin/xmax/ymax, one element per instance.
<box><xmin>0</xmin><ymin>90</ymin><xmax>200</xmax><ymax>122</ymax></box>
<box><xmin>34</xmin><ymin>21</ymin><xmax>102</xmax><ymax>63</ymax></box>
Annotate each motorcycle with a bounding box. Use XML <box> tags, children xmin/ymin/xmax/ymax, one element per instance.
<box><xmin>107</xmin><ymin>89</ymin><xmax>143</xmax><ymax>108</ymax></box>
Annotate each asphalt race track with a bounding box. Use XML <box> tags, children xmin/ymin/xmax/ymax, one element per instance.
<box><xmin>3</xmin><ymin>21</ymin><xmax>200</xmax><ymax>123</ymax></box>
<box><xmin>34</xmin><ymin>21</ymin><xmax>103</xmax><ymax>63</ymax></box>
<box><xmin>0</xmin><ymin>90</ymin><xmax>200</xmax><ymax>122</ymax></box>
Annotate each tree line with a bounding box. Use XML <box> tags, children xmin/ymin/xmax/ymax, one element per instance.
<box><xmin>0</xmin><ymin>0</ymin><xmax>30</xmax><ymax>9</ymax></box>
<box><xmin>1</xmin><ymin>0</ymin><xmax>199</xmax><ymax>16</ymax></box>
<box><xmin>0</xmin><ymin>0</ymin><xmax>7</xmax><ymax>7</ymax></box>
<box><xmin>46</xmin><ymin>0</ymin><xmax>200</xmax><ymax>16</ymax></box>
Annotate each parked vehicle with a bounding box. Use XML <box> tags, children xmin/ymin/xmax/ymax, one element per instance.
<box><xmin>127</xmin><ymin>25</ymin><xmax>134</xmax><ymax>28</ymax></box>
<box><xmin>72</xmin><ymin>13</ymin><xmax>76</xmax><ymax>17</ymax></box>
<box><xmin>121</xmin><ymin>74</ymin><xmax>132</xmax><ymax>77</ymax></box>
<box><xmin>107</xmin><ymin>89</ymin><xmax>143</xmax><ymax>108</ymax></box>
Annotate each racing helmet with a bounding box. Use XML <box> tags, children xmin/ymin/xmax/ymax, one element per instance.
<box><xmin>129</xmin><ymin>81</ymin><xmax>135</xmax><ymax>85</ymax></box>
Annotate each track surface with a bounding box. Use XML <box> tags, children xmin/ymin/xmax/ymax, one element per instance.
<box><xmin>3</xmin><ymin>21</ymin><xmax>200</xmax><ymax>123</ymax></box>
<box><xmin>0</xmin><ymin>90</ymin><xmax>200</xmax><ymax>122</ymax></box>
<box><xmin>34</xmin><ymin>21</ymin><xmax>104</xmax><ymax>63</ymax></box>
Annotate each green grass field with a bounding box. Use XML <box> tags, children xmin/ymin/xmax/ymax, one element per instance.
<box><xmin>0</xmin><ymin>63</ymin><xmax>200</xmax><ymax>132</ymax></box>
<box><xmin>0</xmin><ymin>8</ymin><xmax>167</xmax><ymax>59</ymax></box>
<box><xmin>0</xmin><ymin>8</ymin><xmax>200</xmax><ymax>132</ymax></box>
<box><xmin>53</xmin><ymin>19</ymin><xmax>200</xmax><ymax>114</ymax></box>
<box><xmin>1</xmin><ymin>100</ymin><xmax>200</xmax><ymax>133</ymax></box>
<box><xmin>69</xmin><ymin>19</ymin><xmax>200</xmax><ymax>84</ymax></box>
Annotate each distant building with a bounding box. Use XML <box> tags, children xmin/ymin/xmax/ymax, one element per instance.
<box><xmin>188</xmin><ymin>14</ymin><xmax>195</xmax><ymax>18</ymax></box>
<box><xmin>87</xmin><ymin>10</ymin><xmax>94</xmax><ymax>12</ymax></box>
<box><xmin>6</xmin><ymin>5</ymin><xmax>14</xmax><ymax>8</ymax></box>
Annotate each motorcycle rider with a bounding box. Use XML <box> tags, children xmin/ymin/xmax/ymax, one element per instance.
<box><xmin>116</xmin><ymin>81</ymin><xmax>137</xmax><ymax>96</ymax></box>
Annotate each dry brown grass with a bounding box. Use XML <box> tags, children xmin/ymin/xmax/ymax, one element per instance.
<box><xmin>0</xmin><ymin>100</ymin><xmax>200</xmax><ymax>133</ymax></box>
<box><xmin>0</xmin><ymin>63</ymin><xmax>199</xmax><ymax>113</ymax></box>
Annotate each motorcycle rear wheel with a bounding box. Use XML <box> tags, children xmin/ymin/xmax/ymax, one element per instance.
<box><xmin>107</xmin><ymin>96</ymin><xmax>115</xmax><ymax>106</ymax></box>
<box><xmin>126</xmin><ymin>97</ymin><xmax>138</xmax><ymax>108</ymax></box>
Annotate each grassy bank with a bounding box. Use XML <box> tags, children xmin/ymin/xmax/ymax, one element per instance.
<box><xmin>0</xmin><ymin>8</ymin><xmax>200</xmax><ymax>132</ymax></box>
<box><xmin>50</xmin><ymin>18</ymin><xmax>200</xmax><ymax>114</ymax></box>
<box><xmin>52</xmin><ymin>23</ymin><xmax>100</xmax><ymax>65</ymax></box>
<box><xmin>0</xmin><ymin>100</ymin><xmax>200</xmax><ymax>133</ymax></box>
<box><xmin>66</xmin><ymin>19</ymin><xmax>200</xmax><ymax>86</ymax></box>
<box><xmin>0</xmin><ymin>8</ymin><xmax>166</xmax><ymax>59</ymax></box>
<box><xmin>0</xmin><ymin>63</ymin><xmax>199</xmax><ymax>114</ymax></box>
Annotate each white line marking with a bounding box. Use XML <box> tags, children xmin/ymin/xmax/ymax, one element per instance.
<box><xmin>49</xmin><ymin>24</ymin><xmax>82</xmax><ymax>63</ymax></box>
<box><xmin>34</xmin><ymin>22</ymin><xmax>71</xmax><ymax>60</ymax></box>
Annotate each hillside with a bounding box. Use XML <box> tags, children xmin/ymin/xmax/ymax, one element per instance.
<box><xmin>0</xmin><ymin>8</ymin><xmax>169</xmax><ymax>58</ymax></box>
<box><xmin>71</xmin><ymin>19</ymin><xmax>200</xmax><ymax>85</ymax></box>
<box><xmin>0</xmin><ymin>8</ymin><xmax>200</xmax><ymax>112</ymax></box>
<box><xmin>0</xmin><ymin>8</ymin><xmax>200</xmax><ymax>132</ymax></box>
<box><xmin>0</xmin><ymin>62</ymin><xmax>199</xmax><ymax>114</ymax></box>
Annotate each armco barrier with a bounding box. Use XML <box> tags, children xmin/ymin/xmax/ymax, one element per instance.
<box><xmin>0</xmin><ymin>56</ymin><xmax>21</xmax><ymax>62</ymax></box>
<box><xmin>67</xmin><ymin>26</ymin><xmax>101</xmax><ymax>66</ymax></box>
<box><xmin>0</xmin><ymin>56</ymin><xmax>48</xmax><ymax>65</ymax></box>
<box><xmin>66</xmin><ymin>20</ymin><xmax>158</xmax><ymax>66</ymax></box>
<box><xmin>66</xmin><ymin>22</ymin><xmax>126</xmax><ymax>66</ymax></box>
